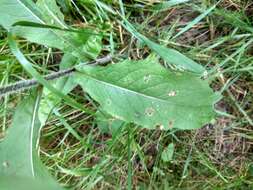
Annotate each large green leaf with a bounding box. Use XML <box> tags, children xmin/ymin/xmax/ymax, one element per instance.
<box><xmin>0</xmin><ymin>176</ymin><xmax>64</xmax><ymax>190</ymax></box>
<box><xmin>121</xmin><ymin>18</ymin><xmax>205</xmax><ymax>74</ymax></box>
<box><xmin>75</xmin><ymin>59</ymin><xmax>220</xmax><ymax>130</ymax></box>
<box><xmin>0</xmin><ymin>90</ymin><xmax>64</xmax><ymax>189</ymax></box>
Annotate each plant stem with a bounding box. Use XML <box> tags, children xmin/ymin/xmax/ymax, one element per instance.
<box><xmin>0</xmin><ymin>55</ymin><xmax>112</xmax><ymax>98</ymax></box>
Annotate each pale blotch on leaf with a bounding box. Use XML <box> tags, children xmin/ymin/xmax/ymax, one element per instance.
<box><xmin>168</xmin><ymin>90</ymin><xmax>177</xmax><ymax>97</ymax></box>
<box><xmin>123</xmin><ymin>77</ymin><xmax>129</xmax><ymax>83</ymax></box>
<box><xmin>203</xmin><ymin>70</ymin><xmax>208</xmax><ymax>79</ymax></box>
<box><xmin>145</xmin><ymin>107</ymin><xmax>155</xmax><ymax>117</ymax></box>
<box><xmin>114</xmin><ymin>115</ymin><xmax>124</xmax><ymax>120</ymax></box>
<box><xmin>159</xmin><ymin>125</ymin><xmax>165</xmax><ymax>130</ymax></box>
<box><xmin>106</xmin><ymin>99</ymin><xmax>112</xmax><ymax>105</ymax></box>
<box><xmin>143</xmin><ymin>74</ymin><xmax>151</xmax><ymax>83</ymax></box>
<box><xmin>155</xmin><ymin>124</ymin><xmax>163</xmax><ymax>130</ymax></box>
<box><xmin>2</xmin><ymin>161</ymin><xmax>9</xmax><ymax>168</ymax></box>
<box><xmin>134</xmin><ymin>111</ymin><xmax>141</xmax><ymax>118</ymax></box>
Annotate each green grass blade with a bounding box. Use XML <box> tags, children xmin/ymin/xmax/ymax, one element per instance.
<box><xmin>153</xmin><ymin>0</ymin><xmax>191</xmax><ymax>11</ymax></box>
<box><xmin>173</xmin><ymin>3</ymin><xmax>218</xmax><ymax>39</ymax></box>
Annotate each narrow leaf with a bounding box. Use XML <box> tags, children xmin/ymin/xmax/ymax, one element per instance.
<box><xmin>75</xmin><ymin>59</ymin><xmax>220</xmax><ymax>130</ymax></box>
<box><xmin>121</xmin><ymin>18</ymin><xmax>205</xmax><ymax>74</ymax></box>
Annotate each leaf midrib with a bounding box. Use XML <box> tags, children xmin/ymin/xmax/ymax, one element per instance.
<box><xmin>29</xmin><ymin>93</ymin><xmax>41</xmax><ymax>177</ymax></box>
<box><xmin>78</xmin><ymin>71</ymin><xmax>213</xmax><ymax>108</ymax></box>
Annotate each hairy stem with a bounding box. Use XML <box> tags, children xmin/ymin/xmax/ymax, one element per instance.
<box><xmin>0</xmin><ymin>55</ymin><xmax>112</xmax><ymax>98</ymax></box>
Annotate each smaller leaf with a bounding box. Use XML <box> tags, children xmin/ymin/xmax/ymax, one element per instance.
<box><xmin>0</xmin><ymin>0</ymin><xmax>102</xmax><ymax>59</ymax></box>
<box><xmin>161</xmin><ymin>143</ymin><xmax>174</xmax><ymax>162</ymax></box>
<box><xmin>36</xmin><ymin>0</ymin><xmax>66</xmax><ymax>27</ymax></box>
<box><xmin>121</xmin><ymin>18</ymin><xmax>205</xmax><ymax>74</ymax></box>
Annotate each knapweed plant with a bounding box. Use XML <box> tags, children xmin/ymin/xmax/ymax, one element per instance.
<box><xmin>0</xmin><ymin>0</ymin><xmax>221</xmax><ymax>189</ymax></box>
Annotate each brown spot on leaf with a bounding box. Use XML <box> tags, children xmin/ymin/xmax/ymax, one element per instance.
<box><xmin>145</xmin><ymin>107</ymin><xmax>155</xmax><ymax>117</ymax></box>
<box><xmin>168</xmin><ymin>120</ymin><xmax>174</xmax><ymax>129</ymax></box>
<box><xmin>134</xmin><ymin>111</ymin><xmax>141</xmax><ymax>118</ymax></box>
<box><xmin>106</xmin><ymin>99</ymin><xmax>112</xmax><ymax>105</ymax></box>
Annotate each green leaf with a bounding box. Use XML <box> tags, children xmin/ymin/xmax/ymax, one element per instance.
<box><xmin>75</xmin><ymin>59</ymin><xmax>220</xmax><ymax>130</ymax></box>
<box><xmin>0</xmin><ymin>90</ymin><xmax>64</xmax><ymax>189</ymax></box>
<box><xmin>121</xmin><ymin>18</ymin><xmax>205</xmax><ymax>74</ymax></box>
<box><xmin>214</xmin><ymin>9</ymin><xmax>253</xmax><ymax>33</ymax></box>
<box><xmin>0</xmin><ymin>0</ymin><xmax>101</xmax><ymax>58</ymax></box>
<box><xmin>0</xmin><ymin>0</ymin><xmax>41</xmax><ymax>30</ymax></box>
<box><xmin>57</xmin><ymin>0</ymin><xmax>71</xmax><ymax>14</ymax></box>
<box><xmin>161</xmin><ymin>143</ymin><xmax>174</xmax><ymax>162</ymax></box>
<box><xmin>0</xmin><ymin>176</ymin><xmax>64</xmax><ymax>190</ymax></box>
<box><xmin>36</xmin><ymin>0</ymin><xmax>66</xmax><ymax>27</ymax></box>
<box><xmin>0</xmin><ymin>0</ymin><xmax>64</xmax><ymax>49</ymax></box>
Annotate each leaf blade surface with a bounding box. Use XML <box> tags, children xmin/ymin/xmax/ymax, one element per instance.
<box><xmin>75</xmin><ymin>59</ymin><xmax>220</xmax><ymax>130</ymax></box>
